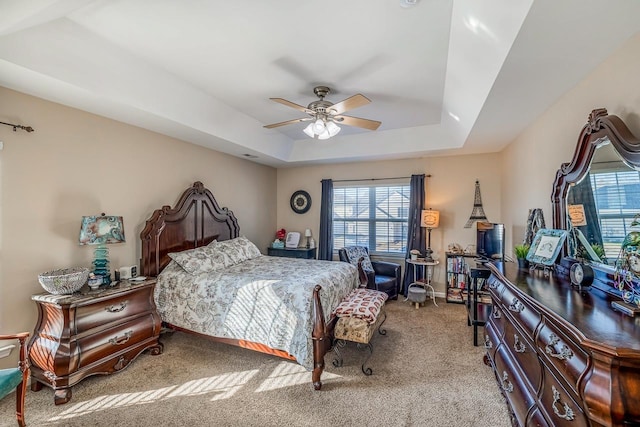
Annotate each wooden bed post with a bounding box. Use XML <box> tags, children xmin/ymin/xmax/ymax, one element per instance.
<box><xmin>311</xmin><ymin>285</ymin><xmax>332</xmax><ymax>390</ymax></box>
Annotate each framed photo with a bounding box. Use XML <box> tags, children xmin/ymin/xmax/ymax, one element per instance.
<box><xmin>526</xmin><ymin>229</ymin><xmax>568</xmax><ymax>266</ymax></box>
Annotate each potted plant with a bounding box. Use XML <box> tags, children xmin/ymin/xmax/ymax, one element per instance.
<box><xmin>514</xmin><ymin>244</ymin><xmax>530</xmax><ymax>269</ymax></box>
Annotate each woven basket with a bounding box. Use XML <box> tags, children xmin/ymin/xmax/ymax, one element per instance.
<box><xmin>38</xmin><ymin>267</ymin><xmax>90</xmax><ymax>295</ymax></box>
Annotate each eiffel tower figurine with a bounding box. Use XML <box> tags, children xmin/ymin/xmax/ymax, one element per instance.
<box><xmin>464</xmin><ymin>180</ymin><xmax>489</xmax><ymax>228</ymax></box>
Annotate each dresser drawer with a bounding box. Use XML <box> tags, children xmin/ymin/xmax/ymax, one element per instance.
<box><xmin>484</xmin><ymin>318</ymin><xmax>501</xmax><ymax>363</ymax></box>
<box><xmin>494</xmin><ymin>346</ymin><xmax>537</xmax><ymax>427</ymax></box>
<box><xmin>503</xmin><ymin>321</ymin><xmax>542</xmax><ymax>394</ymax></box>
<box><xmin>536</xmin><ymin>319</ymin><xmax>589</xmax><ymax>395</ymax></box>
<box><xmin>488</xmin><ymin>304</ymin><xmax>506</xmax><ymax>336</ymax></box>
<box><xmin>496</xmin><ymin>284</ymin><xmax>541</xmax><ymax>340</ymax></box>
<box><xmin>75</xmin><ymin>287</ymin><xmax>152</xmax><ymax>334</ymax></box>
<box><xmin>538</xmin><ymin>367</ymin><xmax>589</xmax><ymax>427</ymax></box>
<box><xmin>77</xmin><ymin>314</ymin><xmax>156</xmax><ymax>368</ymax></box>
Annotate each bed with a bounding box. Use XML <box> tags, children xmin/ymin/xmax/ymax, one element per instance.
<box><xmin>140</xmin><ymin>181</ymin><xmax>359</xmax><ymax>389</ymax></box>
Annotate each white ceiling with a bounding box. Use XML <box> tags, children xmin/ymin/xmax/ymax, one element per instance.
<box><xmin>1</xmin><ymin>0</ymin><xmax>639</xmax><ymax>167</ymax></box>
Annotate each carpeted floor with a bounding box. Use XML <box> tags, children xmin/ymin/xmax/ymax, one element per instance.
<box><xmin>0</xmin><ymin>299</ymin><xmax>510</xmax><ymax>427</ymax></box>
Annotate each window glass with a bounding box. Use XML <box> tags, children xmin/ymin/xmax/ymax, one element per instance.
<box><xmin>590</xmin><ymin>170</ymin><xmax>640</xmax><ymax>259</ymax></box>
<box><xmin>333</xmin><ymin>184</ymin><xmax>410</xmax><ymax>254</ymax></box>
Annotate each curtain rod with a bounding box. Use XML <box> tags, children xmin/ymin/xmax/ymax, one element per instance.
<box><xmin>330</xmin><ymin>174</ymin><xmax>431</xmax><ymax>183</ymax></box>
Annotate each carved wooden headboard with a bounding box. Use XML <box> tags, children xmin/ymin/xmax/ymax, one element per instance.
<box><xmin>140</xmin><ymin>181</ymin><xmax>240</xmax><ymax>277</ymax></box>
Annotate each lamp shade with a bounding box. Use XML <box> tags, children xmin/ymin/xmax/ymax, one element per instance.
<box><xmin>305</xmin><ymin>228</ymin><xmax>312</xmax><ymax>237</ymax></box>
<box><xmin>79</xmin><ymin>214</ymin><xmax>125</xmax><ymax>245</ymax></box>
<box><xmin>421</xmin><ymin>209</ymin><xmax>440</xmax><ymax>229</ymax></box>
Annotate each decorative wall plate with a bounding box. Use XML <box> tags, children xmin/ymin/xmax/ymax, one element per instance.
<box><xmin>290</xmin><ymin>190</ymin><xmax>311</xmax><ymax>214</ymax></box>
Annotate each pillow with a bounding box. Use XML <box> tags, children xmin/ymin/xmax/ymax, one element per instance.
<box><xmin>168</xmin><ymin>246</ymin><xmax>227</xmax><ymax>275</ymax></box>
<box><xmin>208</xmin><ymin>236</ymin><xmax>262</xmax><ymax>266</ymax></box>
<box><xmin>333</xmin><ymin>288</ymin><xmax>388</xmax><ymax>324</ymax></box>
<box><xmin>343</xmin><ymin>246</ymin><xmax>374</xmax><ymax>273</ymax></box>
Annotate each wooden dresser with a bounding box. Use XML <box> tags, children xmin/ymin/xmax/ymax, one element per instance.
<box><xmin>484</xmin><ymin>262</ymin><xmax>640</xmax><ymax>427</ymax></box>
<box><xmin>28</xmin><ymin>279</ymin><xmax>163</xmax><ymax>405</ymax></box>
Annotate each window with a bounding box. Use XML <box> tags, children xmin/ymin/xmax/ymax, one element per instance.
<box><xmin>590</xmin><ymin>170</ymin><xmax>640</xmax><ymax>259</ymax></box>
<box><xmin>333</xmin><ymin>184</ymin><xmax>410</xmax><ymax>254</ymax></box>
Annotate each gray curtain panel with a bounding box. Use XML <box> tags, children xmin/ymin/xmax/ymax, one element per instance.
<box><xmin>403</xmin><ymin>174</ymin><xmax>426</xmax><ymax>295</ymax></box>
<box><xmin>318</xmin><ymin>179</ymin><xmax>334</xmax><ymax>260</ymax></box>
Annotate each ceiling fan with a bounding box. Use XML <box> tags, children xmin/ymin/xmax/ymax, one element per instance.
<box><xmin>263</xmin><ymin>86</ymin><xmax>381</xmax><ymax>140</ymax></box>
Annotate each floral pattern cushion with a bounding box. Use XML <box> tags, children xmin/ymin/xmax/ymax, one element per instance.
<box><xmin>334</xmin><ymin>309</ymin><xmax>386</xmax><ymax>344</ymax></box>
<box><xmin>168</xmin><ymin>246</ymin><xmax>227</xmax><ymax>275</ymax></box>
<box><xmin>209</xmin><ymin>236</ymin><xmax>262</xmax><ymax>266</ymax></box>
<box><xmin>333</xmin><ymin>288</ymin><xmax>388</xmax><ymax>324</ymax></box>
<box><xmin>342</xmin><ymin>246</ymin><xmax>374</xmax><ymax>273</ymax></box>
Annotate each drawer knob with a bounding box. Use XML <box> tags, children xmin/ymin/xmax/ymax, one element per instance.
<box><xmin>513</xmin><ymin>334</ymin><xmax>526</xmax><ymax>353</ymax></box>
<box><xmin>105</xmin><ymin>300</ymin><xmax>128</xmax><ymax>313</ymax></box>
<box><xmin>109</xmin><ymin>331</ymin><xmax>133</xmax><ymax>346</ymax></box>
<box><xmin>501</xmin><ymin>371</ymin><xmax>513</xmax><ymax>393</ymax></box>
<box><xmin>546</xmin><ymin>333</ymin><xmax>574</xmax><ymax>361</ymax></box>
<box><xmin>509</xmin><ymin>298</ymin><xmax>525</xmax><ymax>313</ymax></box>
<box><xmin>484</xmin><ymin>335</ymin><xmax>493</xmax><ymax>350</ymax></box>
<box><xmin>551</xmin><ymin>385</ymin><xmax>575</xmax><ymax>421</ymax></box>
<box><xmin>492</xmin><ymin>308</ymin><xmax>502</xmax><ymax>319</ymax></box>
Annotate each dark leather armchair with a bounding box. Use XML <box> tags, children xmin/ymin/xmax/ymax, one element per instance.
<box><xmin>338</xmin><ymin>246</ymin><xmax>401</xmax><ymax>300</ymax></box>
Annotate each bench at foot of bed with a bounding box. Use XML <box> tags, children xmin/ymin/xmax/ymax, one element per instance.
<box><xmin>331</xmin><ymin>288</ymin><xmax>388</xmax><ymax>375</ymax></box>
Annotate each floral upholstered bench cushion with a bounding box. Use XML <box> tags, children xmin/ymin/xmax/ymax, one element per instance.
<box><xmin>334</xmin><ymin>310</ymin><xmax>386</xmax><ymax>344</ymax></box>
<box><xmin>333</xmin><ymin>288</ymin><xmax>388</xmax><ymax>324</ymax></box>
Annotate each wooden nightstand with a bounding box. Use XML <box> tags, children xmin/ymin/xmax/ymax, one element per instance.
<box><xmin>28</xmin><ymin>278</ymin><xmax>163</xmax><ymax>405</ymax></box>
<box><xmin>267</xmin><ymin>247</ymin><xmax>317</xmax><ymax>259</ymax></box>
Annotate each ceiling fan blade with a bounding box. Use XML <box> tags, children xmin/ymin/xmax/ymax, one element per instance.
<box><xmin>336</xmin><ymin>115</ymin><xmax>381</xmax><ymax>131</ymax></box>
<box><xmin>327</xmin><ymin>94</ymin><xmax>371</xmax><ymax>115</ymax></box>
<box><xmin>270</xmin><ymin>98</ymin><xmax>311</xmax><ymax>113</ymax></box>
<box><xmin>263</xmin><ymin>117</ymin><xmax>312</xmax><ymax>129</ymax></box>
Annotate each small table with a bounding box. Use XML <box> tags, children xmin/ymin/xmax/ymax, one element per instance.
<box><xmin>267</xmin><ymin>246</ymin><xmax>317</xmax><ymax>259</ymax></box>
<box><xmin>405</xmin><ymin>258</ymin><xmax>439</xmax><ymax>307</ymax></box>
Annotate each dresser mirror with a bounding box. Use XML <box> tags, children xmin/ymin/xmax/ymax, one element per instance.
<box><xmin>552</xmin><ymin>108</ymin><xmax>640</xmax><ymax>292</ymax></box>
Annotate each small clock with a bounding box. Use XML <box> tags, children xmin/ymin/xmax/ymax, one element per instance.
<box><xmin>569</xmin><ymin>262</ymin><xmax>594</xmax><ymax>288</ymax></box>
<box><xmin>290</xmin><ymin>190</ymin><xmax>311</xmax><ymax>214</ymax></box>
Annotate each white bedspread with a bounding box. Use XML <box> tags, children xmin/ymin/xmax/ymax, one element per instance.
<box><xmin>155</xmin><ymin>255</ymin><xmax>358</xmax><ymax>369</ymax></box>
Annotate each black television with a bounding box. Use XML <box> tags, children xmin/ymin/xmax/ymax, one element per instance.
<box><xmin>476</xmin><ymin>222</ymin><xmax>505</xmax><ymax>260</ymax></box>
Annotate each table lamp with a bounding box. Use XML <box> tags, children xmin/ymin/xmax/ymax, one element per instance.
<box><xmin>305</xmin><ymin>229</ymin><xmax>312</xmax><ymax>248</ymax></box>
<box><xmin>79</xmin><ymin>214</ymin><xmax>125</xmax><ymax>285</ymax></box>
<box><xmin>421</xmin><ymin>209</ymin><xmax>440</xmax><ymax>262</ymax></box>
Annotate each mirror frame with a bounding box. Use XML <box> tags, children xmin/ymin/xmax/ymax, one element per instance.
<box><xmin>552</xmin><ymin>108</ymin><xmax>640</xmax><ymax>288</ymax></box>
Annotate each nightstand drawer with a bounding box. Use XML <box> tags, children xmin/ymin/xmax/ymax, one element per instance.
<box><xmin>77</xmin><ymin>314</ymin><xmax>156</xmax><ymax>368</ymax></box>
<box><xmin>75</xmin><ymin>286</ymin><xmax>152</xmax><ymax>333</ymax></box>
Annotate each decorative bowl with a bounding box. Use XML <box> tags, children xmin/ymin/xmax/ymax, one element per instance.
<box><xmin>38</xmin><ymin>267</ymin><xmax>90</xmax><ymax>295</ymax></box>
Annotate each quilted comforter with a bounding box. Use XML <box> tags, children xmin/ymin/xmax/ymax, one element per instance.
<box><xmin>155</xmin><ymin>255</ymin><xmax>358</xmax><ymax>369</ymax></box>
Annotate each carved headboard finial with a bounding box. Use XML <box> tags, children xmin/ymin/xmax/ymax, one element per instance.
<box><xmin>587</xmin><ymin>108</ymin><xmax>608</xmax><ymax>134</ymax></box>
<box><xmin>192</xmin><ymin>181</ymin><xmax>205</xmax><ymax>193</ymax></box>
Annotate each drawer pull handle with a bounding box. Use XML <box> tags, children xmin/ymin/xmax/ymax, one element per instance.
<box><xmin>509</xmin><ymin>298</ymin><xmax>525</xmax><ymax>313</ymax></box>
<box><xmin>109</xmin><ymin>331</ymin><xmax>133</xmax><ymax>346</ymax></box>
<box><xmin>501</xmin><ymin>371</ymin><xmax>513</xmax><ymax>393</ymax></box>
<box><xmin>546</xmin><ymin>333</ymin><xmax>574</xmax><ymax>361</ymax></box>
<box><xmin>489</xmin><ymin>280</ymin><xmax>498</xmax><ymax>289</ymax></box>
<box><xmin>105</xmin><ymin>300</ymin><xmax>128</xmax><ymax>313</ymax></box>
<box><xmin>551</xmin><ymin>385</ymin><xmax>575</xmax><ymax>421</ymax></box>
<box><xmin>513</xmin><ymin>334</ymin><xmax>526</xmax><ymax>353</ymax></box>
<box><xmin>492</xmin><ymin>308</ymin><xmax>502</xmax><ymax>319</ymax></box>
<box><xmin>484</xmin><ymin>335</ymin><xmax>493</xmax><ymax>350</ymax></box>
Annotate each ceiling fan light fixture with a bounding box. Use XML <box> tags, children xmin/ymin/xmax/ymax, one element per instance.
<box><xmin>303</xmin><ymin>123</ymin><xmax>315</xmax><ymax>138</ymax></box>
<box><xmin>312</xmin><ymin>118</ymin><xmax>326</xmax><ymax>134</ymax></box>
<box><xmin>325</xmin><ymin>121</ymin><xmax>341</xmax><ymax>137</ymax></box>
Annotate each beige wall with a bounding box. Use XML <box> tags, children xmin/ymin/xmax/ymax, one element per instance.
<box><xmin>501</xmin><ymin>32</ymin><xmax>640</xmax><ymax>253</ymax></box>
<box><xmin>277</xmin><ymin>153</ymin><xmax>502</xmax><ymax>293</ymax></box>
<box><xmin>0</xmin><ymin>87</ymin><xmax>276</xmax><ymax>368</ymax></box>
